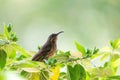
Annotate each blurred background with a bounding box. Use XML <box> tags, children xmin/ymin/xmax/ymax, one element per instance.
<box><xmin>0</xmin><ymin>0</ymin><xmax>120</xmax><ymax>51</ymax></box>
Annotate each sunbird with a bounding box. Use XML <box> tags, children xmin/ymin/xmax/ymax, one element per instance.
<box><xmin>32</xmin><ymin>31</ymin><xmax>63</xmax><ymax>61</ymax></box>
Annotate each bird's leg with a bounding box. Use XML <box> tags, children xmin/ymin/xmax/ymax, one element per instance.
<box><xmin>43</xmin><ymin>59</ymin><xmax>50</xmax><ymax>69</ymax></box>
<box><xmin>43</xmin><ymin>59</ymin><xmax>48</xmax><ymax>63</ymax></box>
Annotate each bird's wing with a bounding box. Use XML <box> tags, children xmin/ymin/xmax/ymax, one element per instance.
<box><xmin>32</xmin><ymin>43</ymin><xmax>52</xmax><ymax>61</ymax></box>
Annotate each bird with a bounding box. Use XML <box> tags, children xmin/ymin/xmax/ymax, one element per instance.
<box><xmin>32</xmin><ymin>31</ymin><xmax>64</xmax><ymax>61</ymax></box>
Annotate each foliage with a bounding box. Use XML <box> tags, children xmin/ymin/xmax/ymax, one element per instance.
<box><xmin>67</xmin><ymin>64</ymin><xmax>86</xmax><ymax>80</ymax></box>
<box><xmin>0</xmin><ymin>49</ymin><xmax>7</xmax><ymax>70</ymax></box>
<box><xmin>0</xmin><ymin>24</ymin><xmax>120</xmax><ymax>80</ymax></box>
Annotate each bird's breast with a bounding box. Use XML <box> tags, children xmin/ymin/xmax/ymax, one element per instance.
<box><xmin>48</xmin><ymin>43</ymin><xmax>56</xmax><ymax>58</ymax></box>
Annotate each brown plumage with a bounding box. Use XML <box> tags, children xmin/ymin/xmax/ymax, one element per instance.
<box><xmin>32</xmin><ymin>31</ymin><xmax>63</xmax><ymax>61</ymax></box>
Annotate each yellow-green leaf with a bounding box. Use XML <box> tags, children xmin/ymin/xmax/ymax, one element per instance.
<box><xmin>111</xmin><ymin>58</ymin><xmax>120</xmax><ymax>68</ymax></box>
<box><xmin>22</xmin><ymin>68</ymin><xmax>39</xmax><ymax>73</ymax></box>
<box><xmin>0</xmin><ymin>34</ymin><xmax>5</xmax><ymax>39</ymax></box>
<box><xmin>100</xmin><ymin>53</ymin><xmax>110</xmax><ymax>61</ymax></box>
<box><xmin>75</xmin><ymin>42</ymin><xmax>86</xmax><ymax>57</ymax></box>
<box><xmin>29</xmin><ymin>73</ymin><xmax>40</xmax><ymax>80</ymax></box>
<box><xmin>4</xmin><ymin>24</ymin><xmax>9</xmax><ymax>40</ymax></box>
<box><xmin>11</xmin><ymin>43</ymin><xmax>30</xmax><ymax>57</ymax></box>
<box><xmin>3</xmin><ymin>44</ymin><xmax>16</xmax><ymax>59</ymax></box>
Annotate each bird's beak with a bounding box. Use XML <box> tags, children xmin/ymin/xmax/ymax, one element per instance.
<box><xmin>56</xmin><ymin>31</ymin><xmax>64</xmax><ymax>35</ymax></box>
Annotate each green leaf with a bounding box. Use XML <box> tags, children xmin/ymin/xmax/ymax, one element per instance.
<box><xmin>16</xmin><ymin>54</ymin><xmax>26</xmax><ymax>60</ymax></box>
<box><xmin>86</xmin><ymin>72</ymin><xmax>91</xmax><ymax>80</ymax></box>
<box><xmin>56</xmin><ymin>50</ymin><xmax>65</xmax><ymax>54</ymax></box>
<box><xmin>110</xmin><ymin>38</ymin><xmax>120</xmax><ymax>49</ymax></box>
<box><xmin>91</xmin><ymin>53</ymin><xmax>102</xmax><ymax>59</ymax></box>
<box><xmin>67</xmin><ymin>65</ymin><xmax>73</xmax><ymax>80</ymax></box>
<box><xmin>21</xmin><ymin>70</ymin><xmax>29</xmax><ymax>78</ymax></box>
<box><xmin>65</xmin><ymin>51</ymin><xmax>71</xmax><ymax>56</ymax></box>
<box><xmin>3</xmin><ymin>24</ymin><xmax>18</xmax><ymax>42</ymax></box>
<box><xmin>4</xmin><ymin>24</ymin><xmax>9</xmax><ymax>40</ymax></box>
<box><xmin>0</xmin><ymin>49</ymin><xmax>7</xmax><ymax>69</ymax></box>
<box><xmin>11</xmin><ymin>43</ymin><xmax>30</xmax><ymax>57</ymax></box>
<box><xmin>53</xmin><ymin>52</ymin><xmax>70</xmax><ymax>63</ymax></box>
<box><xmin>67</xmin><ymin>64</ymin><xmax>86</xmax><ymax>80</ymax></box>
<box><xmin>3</xmin><ymin>44</ymin><xmax>16</xmax><ymax>59</ymax></box>
<box><xmin>86</xmin><ymin>49</ymin><xmax>92</xmax><ymax>57</ymax></box>
<box><xmin>110</xmin><ymin>54</ymin><xmax>120</xmax><ymax>63</ymax></box>
<box><xmin>40</xmin><ymin>70</ymin><xmax>49</xmax><ymax>80</ymax></box>
<box><xmin>107</xmin><ymin>76</ymin><xmax>120</xmax><ymax>79</ymax></box>
<box><xmin>9</xmin><ymin>32</ymin><xmax>18</xmax><ymax>42</ymax></box>
<box><xmin>7</xmin><ymin>24</ymin><xmax>12</xmax><ymax>32</ymax></box>
<box><xmin>93</xmin><ymin>47</ymin><xmax>99</xmax><ymax>54</ymax></box>
<box><xmin>74</xmin><ymin>64</ymin><xmax>86</xmax><ymax>80</ymax></box>
<box><xmin>59</xmin><ymin>72</ymin><xmax>67</xmax><ymax>80</ymax></box>
<box><xmin>47</xmin><ymin>58</ymin><xmax>57</xmax><ymax>66</ymax></box>
<box><xmin>104</xmin><ymin>62</ymin><xmax>109</xmax><ymax>67</ymax></box>
<box><xmin>75</xmin><ymin>42</ymin><xmax>86</xmax><ymax>57</ymax></box>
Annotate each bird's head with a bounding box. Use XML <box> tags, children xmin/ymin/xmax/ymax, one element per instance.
<box><xmin>48</xmin><ymin>31</ymin><xmax>64</xmax><ymax>43</ymax></box>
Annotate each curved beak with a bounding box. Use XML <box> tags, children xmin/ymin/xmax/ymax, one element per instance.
<box><xmin>56</xmin><ymin>31</ymin><xmax>64</xmax><ymax>35</ymax></box>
